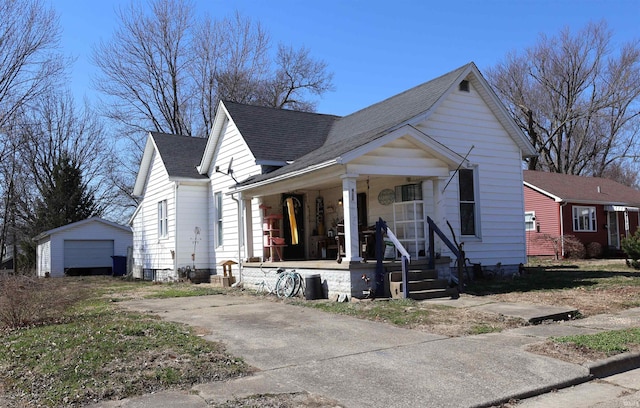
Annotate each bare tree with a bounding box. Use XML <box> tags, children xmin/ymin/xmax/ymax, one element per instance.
<box><xmin>190</xmin><ymin>11</ymin><xmax>270</xmax><ymax>137</ymax></box>
<box><xmin>257</xmin><ymin>44</ymin><xmax>335</xmax><ymax>112</ymax></box>
<box><xmin>93</xmin><ymin>0</ymin><xmax>335</xmax><ymax>210</ymax></box>
<box><xmin>0</xmin><ymin>0</ymin><xmax>65</xmax><ymax>155</ymax></box>
<box><xmin>93</xmin><ymin>0</ymin><xmax>195</xmax><ymax>143</ymax></box>
<box><xmin>0</xmin><ymin>0</ymin><xmax>65</xmax><ymax>269</ymax></box>
<box><xmin>487</xmin><ymin>21</ymin><xmax>640</xmax><ymax>181</ymax></box>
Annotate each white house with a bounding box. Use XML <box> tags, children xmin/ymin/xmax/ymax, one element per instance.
<box><xmin>35</xmin><ymin>217</ymin><xmax>132</xmax><ymax>277</ymax></box>
<box><xmin>130</xmin><ymin>133</ymin><xmax>210</xmax><ymax>281</ymax></box>
<box><xmin>131</xmin><ymin>62</ymin><xmax>536</xmax><ymax>297</ymax></box>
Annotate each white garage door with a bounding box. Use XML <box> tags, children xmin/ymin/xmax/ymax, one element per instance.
<box><xmin>64</xmin><ymin>240</ymin><xmax>114</xmax><ymax>269</ymax></box>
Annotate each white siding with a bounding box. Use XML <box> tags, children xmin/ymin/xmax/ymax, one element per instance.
<box><xmin>131</xmin><ymin>150</ymin><xmax>177</xmax><ymax>276</ymax></box>
<box><xmin>36</xmin><ymin>239</ymin><xmax>51</xmax><ymax>277</ymax></box>
<box><xmin>175</xmin><ymin>183</ymin><xmax>210</xmax><ymax>270</ymax></box>
<box><xmin>419</xmin><ymin>80</ymin><xmax>526</xmax><ymax>268</ymax></box>
<box><xmin>208</xmin><ymin>117</ymin><xmax>262</xmax><ymax>270</ymax></box>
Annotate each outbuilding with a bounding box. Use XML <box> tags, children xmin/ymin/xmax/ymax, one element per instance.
<box><xmin>35</xmin><ymin>217</ymin><xmax>133</xmax><ymax>277</ymax></box>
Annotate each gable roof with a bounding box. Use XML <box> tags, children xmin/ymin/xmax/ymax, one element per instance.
<box><xmin>34</xmin><ymin>217</ymin><xmax>132</xmax><ymax>241</ymax></box>
<box><xmin>234</xmin><ymin>62</ymin><xmax>535</xmax><ymax>188</ymax></box>
<box><xmin>523</xmin><ymin>170</ymin><xmax>640</xmax><ymax>206</ymax></box>
<box><xmin>133</xmin><ymin>132</ymin><xmax>208</xmax><ymax>196</ymax></box>
<box><xmin>151</xmin><ymin>132</ymin><xmax>209</xmax><ymax>179</ymax></box>
<box><xmin>223</xmin><ymin>101</ymin><xmax>339</xmax><ymax>164</ymax></box>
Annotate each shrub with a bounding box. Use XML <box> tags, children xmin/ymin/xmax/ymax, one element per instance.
<box><xmin>563</xmin><ymin>235</ymin><xmax>586</xmax><ymax>259</ymax></box>
<box><xmin>621</xmin><ymin>229</ymin><xmax>640</xmax><ymax>269</ymax></box>
<box><xmin>0</xmin><ymin>275</ymin><xmax>89</xmax><ymax>329</ymax></box>
<box><xmin>586</xmin><ymin>242</ymin><xmax>603</xmax><ymax>258</ymax></box>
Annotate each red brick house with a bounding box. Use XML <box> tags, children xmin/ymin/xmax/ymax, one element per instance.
<box><xmin>523</xmin><ymin>171</ymin><xmax>640</xmax><ymax>258</ymax></box>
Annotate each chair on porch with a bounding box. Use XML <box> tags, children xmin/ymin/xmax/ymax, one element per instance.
<box><xmin>335</xmin><ymin>223</ymin><xmax>376</xmax><ymax>263</ymax></box>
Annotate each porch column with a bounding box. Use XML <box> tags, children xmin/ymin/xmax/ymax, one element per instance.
<box><xmin>243</xmin><ymin>197</ymin><xmax>253</xmax><ymax>260</ymax></box>
<box><xmin>341</xmin><ymin>174</ymin><xmax>362</xmax><ymax>262</ymax></box>
<box><xmin>431</xmin><ymin>177</ymin><xmax>447</xmax><ymax>255</ymax></box>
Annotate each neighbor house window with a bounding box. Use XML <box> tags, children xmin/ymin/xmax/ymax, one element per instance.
<box><xmin>525</xmin><ymin>211</ymin><xmax>536</xmax><ymax>231</ymax></box>
<box><xmin>459</xmin><ymin>168</ymin><xmax>477</xmax><ymax>236</ymax></box>
<box><xmin>158</xmin><ymin>200</ymin><xmax>168</xmax><ymax>238</ymax></box>
<box><xmin>215</xmin><ymin>192</ymin><xmax>223</xmax><ymax>246</ymax></box>
<box><xmin>573</xmin><ymin>206</ymin><xmax>596</xmax><ymax>232</ymax></box>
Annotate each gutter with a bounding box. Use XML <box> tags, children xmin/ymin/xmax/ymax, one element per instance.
<box><xmin>230</xmin><ymin>159</ymin><xmax>338</xmax><ymax>193</ymax></box>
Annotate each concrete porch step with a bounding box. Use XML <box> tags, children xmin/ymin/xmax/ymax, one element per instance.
<box><xmin>389</xmin><ymin>270</ymin><xmax>438</xmax><ymax>282</ymax></box>
<box><xmin>410</xmin><ymin>287</ymin><xmax>459</xmax><ymax>300</ymax></box>
<box><xmin>389</xmin><ymin>278</ymin><xmax>454</xmax><ymax>300</ymax></box>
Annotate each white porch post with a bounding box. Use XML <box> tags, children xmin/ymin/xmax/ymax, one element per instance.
<box><xmin>244</xmin><ymin>197</ymin><xmax>253</xmax><ymax>259</ymax></box>
<box><xmin>431</xmin><ymin>177</ymin><xmax>447</xmax><ymax>255</ymax></box>
<box><xmin>341</xmin><ymin>174</ymin><xmax>362</xmax><ymax>262</ymax></box>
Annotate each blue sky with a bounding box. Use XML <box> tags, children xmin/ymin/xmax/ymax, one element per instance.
<box><xmin>54</xmin><ymin>0</ymin><xmax>639</xmax><ymax>116</ymax></box>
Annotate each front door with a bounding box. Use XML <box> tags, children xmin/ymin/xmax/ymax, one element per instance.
<box><xmin>608</xmin><ymin>211</ymin><xmax>620</xmax><ymax>249</ymax></box>
<box><xmin>282</xmin><ymin>193</ymin><xmax>305</xmax><ymax>260</ymax></box>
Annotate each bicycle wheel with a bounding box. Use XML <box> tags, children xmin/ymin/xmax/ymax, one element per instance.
<box><xmin>276</xmin><ymin>273</ymin><xmax>297</xmax><ymax>298</ymax></box>
<box><xmin>290</xmin><ymin>272</ymin><xmax>302</xmax><ymax>297</ymax></box>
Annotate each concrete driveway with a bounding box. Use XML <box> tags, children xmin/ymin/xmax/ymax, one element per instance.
<box><xmin>120</xmin><ymin>295</ymin><xmax>590</xmax><ymax>408</ymax></box>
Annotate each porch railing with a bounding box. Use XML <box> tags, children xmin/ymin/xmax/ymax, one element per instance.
<box><xmin>375</xmin><ymin>218</ymin><xmax>411</xmax><ymax>298</ymax></box>
<box><xmin>427</xmin><ymin>216</ymin><xmax>464</xmax><ymax>291</ymax></box>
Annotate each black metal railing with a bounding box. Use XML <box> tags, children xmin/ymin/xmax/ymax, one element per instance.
<box><xmin>374</xmin><ymin>218</ymin><xmax>411</xmax><ymax>298</ymax></box>
<box><xmin>427</xmin><ymin>216</ymin><xmax>464</xmax><ymax>290</ymax></box>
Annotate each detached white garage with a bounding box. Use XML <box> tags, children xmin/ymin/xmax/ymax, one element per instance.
<box><xmin>35</xmin><ymin>217</ymin><xmax>133</xmax><ymax>277</ymax></box>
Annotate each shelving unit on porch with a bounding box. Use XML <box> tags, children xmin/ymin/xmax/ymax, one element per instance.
<box><xmin>260</xmin><ymin>204</ymin><xmax>286</xmax><ymax>262</ymax></box>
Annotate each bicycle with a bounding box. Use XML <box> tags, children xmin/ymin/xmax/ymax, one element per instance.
<box><xmin>258</xmin><ymin>264</ymin><xmax>303</xmax><ymax>298</ymax></box>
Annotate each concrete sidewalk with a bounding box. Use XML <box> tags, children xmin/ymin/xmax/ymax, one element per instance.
<box><xmin>92</xmin><ymin>295</ymin><xmax>640</xmax><ymax>408</ymax></box>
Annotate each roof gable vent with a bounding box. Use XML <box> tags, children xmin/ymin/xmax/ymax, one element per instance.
<box><xmin>459</xmin><ymin>80</ymin><xmax>470</xmax><ymax>92</ymax></box>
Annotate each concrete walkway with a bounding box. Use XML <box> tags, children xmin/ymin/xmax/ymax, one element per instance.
<box><xmin>91</xmin><ymin>295</ymin><xmax>640</xmax><ymax>408</ymax></box>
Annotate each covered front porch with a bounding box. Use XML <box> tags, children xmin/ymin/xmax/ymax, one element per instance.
<box><xmin>228</xmin><ymin>134</ymin><xmax>466</xmax><ymax>298</ymax></box>
<box><xmin>240</xmin><ymin>257</ymin><xmax>454</xmax><ymax>299</ymax></box>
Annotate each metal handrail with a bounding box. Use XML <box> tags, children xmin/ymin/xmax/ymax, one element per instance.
<box><xmin>427</xmin><ymin>216</ymin><xmax>464</xmax><ymax>289</ymax></box>
<box><xmin>375</xmin><ymin>218</ymin><xmax>411</xmax><ymax>298</ymax></box>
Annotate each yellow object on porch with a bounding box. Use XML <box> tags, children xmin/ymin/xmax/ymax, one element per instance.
<box><xmin>286</xmin><ymin>197</ymin><xmax>299</xmax><ymax>245</ymax></box>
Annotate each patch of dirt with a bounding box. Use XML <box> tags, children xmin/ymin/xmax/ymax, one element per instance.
<box><xmin>525</xmin><ymin>341</ymin><xmax>610</xmax><ymax>364</ymax></box>
<box><xmin>212</xmin><ymin>392</ymin><xmax>344</xmax><ymax>408</ymax></box>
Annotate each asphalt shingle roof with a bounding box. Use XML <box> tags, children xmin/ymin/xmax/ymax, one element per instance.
<box><xmin>524</xmin><ymin>170</ymin><xmax>640</xmax><ymax>206</ymax></box>
<box><xmin>223</xmin><ymin>101</ymin><xmax>339</xmax><ymax>163</ymax></box>
<box><xmin>151</xmin><ymin>132</ymin><xmax>208</xmax><ymax>179</ymax></box>
<box><xmin>236</xmin><ymin>62</ymin><xmax>473</xmax><ymax>186</ymax></box>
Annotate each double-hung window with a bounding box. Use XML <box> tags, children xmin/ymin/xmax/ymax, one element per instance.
<box><xmin>525</xmin><ymin>211</ymin><xmax>536</xmax><ymax>231</ymax></box>
<box><xmin>459</xmin><ymin>168</ymin><xmax>477</xmax><ymax>236</ymax></box>
<box><xmin>158</xmin><ymin>200</ymin><xmax>168</xmax><ymax>238</ymax></box>
<box><xmin>573</xmin><ymin>206</ymin><xmax>596</xmax><ymax>232</ymax></box>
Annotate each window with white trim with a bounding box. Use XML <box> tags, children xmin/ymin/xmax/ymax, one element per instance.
<box><xmin>573</xmin><ymin>206</ymin><xmax>596</xmax><ymax>232</ymax></box>
<box><xmin>525</xmin><ymin>211</ymin><xmax>536</xmax><ymax>231</ymax></box>
<box><xmin>215</xmin><ymin>192</ymin><xmax>223</xmax><ymax>246</ymax></box>
<box><xmin>158</xmin><ymin>200</ymin><xmax>168</xmax><ymax>238</ymax></box>
<box><xmin>459</xmin><ymin>168</ymin><xmax>477</xmax><ymax>236</ymax></box>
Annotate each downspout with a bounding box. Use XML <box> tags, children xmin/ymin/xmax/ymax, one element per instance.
<box><xmin>174</xmin><ymin>182</ymin><xmax>179</xmax><ymax>277</ymax></box>
<box><xmin>231</xmin><ymin>191</ymin><xmax>243</xmax><ymax>285</ymax></box>
<box><xmin>560</xmin><ymin>201</ymin><xmax>567</xmax><ymax>258</ymax></box>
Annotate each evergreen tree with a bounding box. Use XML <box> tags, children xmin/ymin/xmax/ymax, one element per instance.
<box><xmin>33</xmin><ymin>154</ymin><xmax>99</xmax><ymax>232</ymax></box>
<box><xmin>19</xmin><ymin>154</ymin><xmax>100</xmax><ymax>271</ymax></box>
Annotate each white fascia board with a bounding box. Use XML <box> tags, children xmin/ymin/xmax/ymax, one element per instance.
<box><xmin>523</xmin><ymin>181</ymin><xmax>563</xmax><ymax>202</ymax></box>
<box><xmin>168</xmin><ymin>176</ymin><xmax>209</xmax><ymax>184</ymax></box>
<box><xmin>198</xmin><ymin>101</ymin><xmax>229</xmax><ymax>175</ymax></box>
<box><xmin>467</xmin><ymin>65</ymin><xmax>537</xmax><ymax>158</ymax></box>
<box><xmin>229</xmin><ymin>159</ymin><xmax>338</xmax><ymax>193</ymax></box>
<box><xmin>132</xmin><ymin>133</ymin><xmax>156</xmax><ymax>196</ymax></box>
